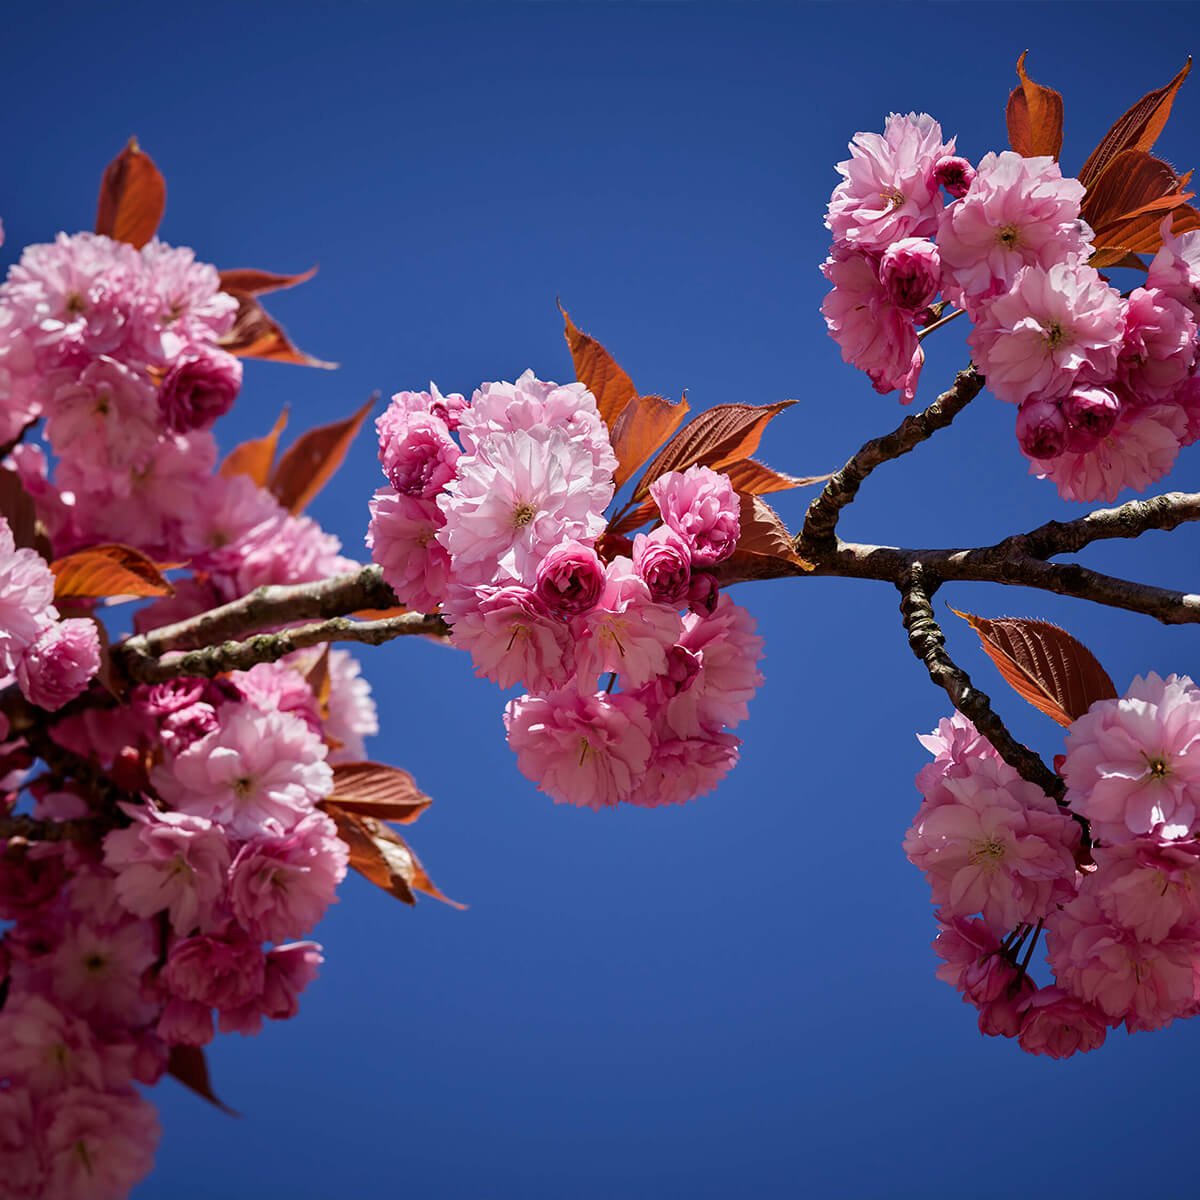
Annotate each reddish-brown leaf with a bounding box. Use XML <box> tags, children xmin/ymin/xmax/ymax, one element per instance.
<box><xmin>1083</xmin><ymin>149</ymin><xmax>1189</xmax><ymax>231</ymax></box>
<box><xmin>559</xmin><ymin>304</ymin><xmax>638</xmax><ymax>431</ymax></box>
<box><xmin>0</xmin><ymin>468</ymin><xmax>43</xmax><ymax>554</ymax></box>
<box><xmin>735</xmin><ymin>494</ymin><xmax>812</xmax><ymax>567</ymax></box>
<box><xmin>166</xmin><ymin>1045</ymin><xmax>238</xmax><ymax>1116</ymax></box>
<box><xmin>324</xmin><ymin>761</ymin><xmax>432</xmax><ymax>823</ymax></box>
<box><xmin>51</xmin><ymin>544</ymin><xmax>174</xmax><ymax>601</ymax></box>
<box><xmin>608</xmin><ymin>498</ymin><xmax>659</xmax><ymax>537</ymax></box>
<box><xmin>302</xmin><ymin>646</ymin><xmax>332</xmax><ymax>722</ymax></box>
<box><xmin>219</xmin><ymin>292</ymin><xmax>336</xmax><ymax>369</ymax></box>
<box><xmin>952</xmin><ymin>609</ymin><xmax>1118</xmax><ymax>727</ymax></box>
<box><xmin>722</xmin><ymin>459</ymin><xmax>831</xmax><ymax>496</ymax></box>
<box><xmin>268</xmin><ymin>396</ymin><xmax>375</xmax><ymax>515</ymax></box>
<box><xmin>631</xmin><ymin>402</ymin><xmax>795</xmax><ymax>501</ymax></box>
<box><xmin>1079</xmin><ymin>58</ymin><xmax>1192</xmax><ymax>188</ymax></box>
<box><xmin>325</xmin><ymin>805</ymin><xmax>463</xmax><ymax>908</ymax></box>
<box><xmin>1091</xmin><ymin>201</ymin><xmax>1200</xmax><ymax>265</ymax></box>
<box><xmin>607</xmin><ymin>393</ymin><xmax>691</xmax><ymax>489</ymax></box>
<box><xmin>219</xmin><ymin>408</ymin><xmax>289</xmax><ymax>486</ymax></box>
<box><xmin>217</xmin><ymin>266</ymin><xmax>318</xmax><ymax>296</ymax></box>
<box><xmin>1006</xmin><ymin>53</ymin><xmax>1064</xmax><ymax>160</ymax></box>
<box><xmin>95</xmin><ymin>138</ymin><xmax>166</xmax><ymax>249</ymax></box>
<box><xmin>352</xmin><ymin>605</ymin><xmax>409</xmax><ymax>620</ymax></box>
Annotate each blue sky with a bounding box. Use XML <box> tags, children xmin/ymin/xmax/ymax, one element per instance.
<box><xmin>5</xmin><ymin>4</ymin><xmax>1200</xmax><ymax>1197</ymax></box>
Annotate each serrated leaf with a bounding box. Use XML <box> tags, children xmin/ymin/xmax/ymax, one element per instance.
<box><xmin>219</xmin><ymin>291</ymin><xmax>336</xmax><ymax>369</ymax></box>
<box><xmin>607</xmin><ymin>393</ymin><xmax>691</xmax><ymax>489</ymax></box>
<box><xmin>166</xmin><ymin>1045</ymin><xmax>238</xmax><ymax>1117</ymax></box>
<box><xmin>51</xmin><ymin>544</ymin><xmax>174</xmax><ymax>601</ymax></box>
<box><xmin>631</xmin><ymin>401</ymin><xmax>795</xmax><ymax>501</ymax></box>
<box><xmin>559</xmin><ymin>303</ymin><xmax>638</xmax><ymax>432</ymax></box>
<box><xmin>1006</xmin><ymin>52</ymin><xmax>1064</xmax><ymax>160</ymax></box>
<box><xmin>95</xmin><ymin>137</ymin><xmax>166</xmax><ymax>249</ymax></box>
<box><xmin>268</xmin><ymin>396</ymin><xmax>375</xmax><ymax>515</ymax></box>
<box><xmin>1079</xmin><ymin>58</ymin><xmax>1192</xmax><ymax>188</ymax></box>
<box><xmin>952</xmin><ymin>609</ymin><xmax>1118</xmax><ymax>727</ymax></box>
<box><xmin>218</xmin><ymin>266</ymin><xmax>318</xmax><ymax>296</ymax></box>
<box><xmin>735</xmin><ymin>494</ymin><xmax>812</xmax><ymax>567</ymax></box>
<box><xmin>325</xmin><ymin>761</ymin><xmax>431</xmax><ymax>823</ymax></box>
<box><xmin>608</xmin><ymin>498</ymin><xmax>659</xmax><ymax>537</ymax></box>
<box><xmin>219</xmin><ymin>408</ymin><xmax>289</xmax><ymax>486</ymax></box>
<box><xmin>722</xmin><ymin>459</ymin><xmax>831</xmax><ymax>496</ymax></box>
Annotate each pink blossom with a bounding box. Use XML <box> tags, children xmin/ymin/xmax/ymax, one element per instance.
<box><xmin>504</xmin><ymin>689</ymin><xmax>653</xmax><ymax>809</ymax></box>
<box><xmin>156</xmin><ymin>997</ymin><xmax>214</xmax><ymax>1047</ymax></box>
<box><xmin>535</xmin><ymin>539</ymin><xmax>606</xmax><ymax>617</ymax></box>
<box><xmin>826</xmin><ymin>113</ymin><xmax>952</xmax><ymax>251</ymax></box>
<box><xmin>1175</xmin><ymin>375</ymin><xmax>1200</xmax><ymax>445</ymax></box>
<box><xmin>102</xmin><ymin>804</ymin><xmax>230</xmax><ymax>934</ymax></box>
<box><xmin>438</xmin><ymin>426</ymin><xmax>612</xmax><ymax>588</ymax></box>
<box><xmin>0</xmin><ymin>1090</ymin><xmax>43</xmax><ymax>1199</ymax></box>
<box><xmin>140</xmin><ymin>239</ymin><xmax>238</xmax><ymax>347</ymax></box>
<box><xmin>915</xmin><ymin>712</ymin><xmax>1002</xmax><ymax>794</ymax></box>
<box><xmin>1062</xmin><ymin>384</ymin><xmax>1122</xmax><ymax>448</ymax></box>
<box><xmin>367</xmin><ymin>488</ymin><xmax>452</xmax><ymax>612</ymax></box>
<box><xmin>1062</xmin><ymin>672</ymin><xmax>1200</xmax><ymax>843</ymax></box>
<box><xmin>1089</xmin><ymin>838</ymin><xmax>1200</xmax><ymax>943</ymax></box>
<box><xmin>932</xmin><ymin>155</ymin><xmax>975</xmax><ymax>198</ymax></box>
<box><xmin>0</xmin><ymin>515</ymin><xmax>57</xmax><ymax>674</ymax></box>
<box><xmin>904</xmin><ymin>756</ymin><xmax>1079</xmax><ymax>933</ymax></box>
<box><xmin>50</xmin><ymin>914</ymin><xmax>158</xmax><ymax>1028</ymax></box>
<box><xmin>572</xmin><ymin>557</ymin><xmax>682</xmax><ymax>689</ymax></box>
<box><xmin>879</xmin><ymin>238</ymin><xmax>941</xmax><ymax>311</ymax></box>
<box><xmin>1146</xmin><ymin>214</ymin><xmax>1200</xmax><ymax>318</ymax></box>
<box><xmin>236</xmin><ymin>661</ymin><xmax>322</xmax><ymax>735</ymax></box>
<box><xmin>821</xmin><ymin>248</ymin><xmax>925</xmax><ymax>402</ymax></box>
<box><xmin>1016</xmin><ymin>396</ymin><xmax>1068</xmax><ymax>459</ymax></box>
<box><xmin>0</xmin><ymin>993</ymin><xmax>111</xmax><ymax>1095</ymax></box>
<box><xmin>686</xmin><ymin>571</ymin><xmax>719</xmax><ymax>616</ymax></box>
<box><xmin>261</xmin><ymin>941</ymin><xmax>324</xmax><ymax>1020</ymax></box>
<box><xmin>978</xmin><ymin>973</ymin><xmax>1036</xmax><ymax>1038</ymax></box>
<box><xmin>938</xmin><ymin>152</ymin><xmax>1091</xmax><ymax>314</ymax></box>
<box><xmin>632</xmin><ymin>526</ymin><xmax>692</xmax><ymax>607</ymax></box>
<box><xmin>447</xmin><ymin>585</ymin><xmax>574</xmax><ymax>692</ymax></box>
<box><xmin>968</xmin><ymin>262</ymin><xmax>1124</xmax><ymax>406</ymax></box>
<box><xmin>152</xmin><ymin>705</ymin><xmax>332</xmax><ymax>837</ymax></box>
<box><xmin>42</xmin><ymin>1086</ymin><xmax>160</xmax><ymax>1200</ymax></box>
<box><xmin>650</xmin><ymin>465</ymin><xmax>739</xmax><ymax>566</ymax></box>
<box><xmin>932</xmin><ymin>912</ymin><xmax>1002</xmax><ymax>992</ymax></box>
<box><xmin>163</xmin><ymin>930</ymin><xmax>265</xmax><ymax>1011</ymax></box>
<box><xmin>633</xmin><ymin>731</ymin><xmax>740</xmax><ymax>806</ymax></box>
<box><xmin>378</xmin><ymin>405</ymin><xmax>460</xmax><ymax>498</ymax></box>
<box><xmin>1029</xmin><ymin>400</ymin><xmax>1185</xmax><ymax>502</ymax></box>
<box><xmin>0</xmin><ymin>842</ymin><xmax>68</xmax><ymax>920</ymax></box>
<box><xmin>228</xmin><ymin>811</ymin><xmax>348</xmax><ymax>942</ymax></box>
<box><xmin>16</xmin><ymin>618</ymin><xmax>100</xmax><ymax>711</ymax></box>
<box><xmin>1017</xmin><ymin>986</ymin><xmax>1109</xmax><ymax>1058</ymax></box>
<box><xmin>158</xmin><ymin>345</ymin><xmax>243</xmax><ymax>432</ymax></box>
<box><xmin>322</xmin><ymin>648</ymin><xmax>379</xmax><ymax>763</ymax></box>
<box><xmin>1045</xmin><ymin>891</ymin><xmax>1197</xmax><ymax>1032</ymax></box>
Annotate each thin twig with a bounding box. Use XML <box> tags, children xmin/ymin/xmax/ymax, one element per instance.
<box><xmin>916</xmin><ymin>307</ymin><xmax>965</xmax><ymax>341</ymax></box>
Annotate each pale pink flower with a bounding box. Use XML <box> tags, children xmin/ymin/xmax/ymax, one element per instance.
<box><xmin>0</xmin><ymin>515</ymin><xmax>57</xmax><ymax>674</ymax></box>
<box><xmin>826</xmin><ymin>113</ymin><xmax>952</xmax><ymax>251</ymax></box>
<box><xmin>633</xmin><ymin>731</ymin><xmax>740</xmax><ymax>806</ymax></box>
<box><xmin>0</xmin><ymin>993</ymin><xmax>110</xmax><ymax>1095</ymax></box>
<box><xmin>968</xmin><ymin>262</ymin><xmax>1124</xmax><ymax>406</ymax></box>
<box><xmin>158</xmin><ymin>344</ymin><xmax>243</xmax><ymax>432</ymax></box>
<box><xmin>379</xmin><ymin>385</ymin><xmax>467</xmax><ymax>435</ymax></box>
<box><xmin>916</xmin><ymin>711</ymin><xmax>1001</xmax><ymax>779</ymax></box>
<box><xmin>447</xmin><ymin>585</ymin><xmax>574</xmax><ymax>692</ymax></box>
<box><xmin>261</xmin><ymin>941</ymin><xmax>324</xmax><ymax>1020</ymax></box>
<box><xmin>1146</xmin><ymin>214</ymin><xmax>1200</xmax><ymax>318</ymax></box>
<box><xmin>367</xmin><ymin>488</ymin><xmax>452</xmax><ymax>613</ymax></box>
<box><xmin>650</xmin><ymin>466</ymin><xmax>740</xmax><ymax>566</ymax></box>
<box><xmin>16</xmin><ymin>618</ymin><xmax>101</xmax><ymax>711</ymax></box>
<box><xmin>904</xmin><ymin>756</ymin><xmax>1079</xmax><ymax>933</ymax></box>
<box><xmin>42</xmin><ymin>1086</ymin><xmax>160</xmax><ymax>1200</ymax></box>
<box><xmin>50</xmin><ymin>914</ymin><xmax>158</xmax><ymax>1028</ymax></box>
<box><xmin>236</xmin><ymin>661</ymin><xmax>322</xmax><ymax>735</ymax></box>
<box><xmin>571</xmin><ymin>557</ymin><xmax>682</xmax><ymax>689</ymax></box>
<box><xmin>938</xmin><ymin>152</ymin><xmax>1091</xmax><ymax>314</ymax></box>
<box><xmin>1045</xmin><ymin>891</ymin><xmax>1197</xmax><ymax>1032</ymax></box>
<box><xmin>152</xmin><ymin>705</ymin><xmax>333</xmax><ymax>837</ymax></box>
<box><xmin>140</xmin><ymin>239</ymin><xmax>238</xmax><ymax>347</ymax></box>
<box><xmin>1017</xmin><ymin>986</ymin><xmax>1109</xmax><ymax>1058</ymax></box>
<box><xmin>438</xmin><ymin>426</ymin><xmax>612</xmax><ymax>587</ymax></box>
<box><xmin>1062</xmin><ymin>672</ymin><xmax>1200</xmax><ymax>843</ymax></box>
<box><xmin>1016</xmin><ymin>396</ymin><xmax>1068</xmax><ymax>459</ymax></box>
<box><xmin>228</xmin><ymin>811</ymin><xmax>348</xmax><ymax>942</ymax></box>
<box><xmin>323</xmin><ymin>649</ymin><xmax>379</xmax><ymax>763</ymax></box>
<box><xmin>1089</xmin><ymin>838</ymin><xmax>1200</xmax><ymax>943</ymax></box>
<box><xmin>1029</xmin><ymin>401</ymin><xmax>1185</xmax><ymax>502</ymax></box>
<box><xmin>1117</xmin><ymin>287</ymin><xmax>1197</xmax><ymax>403</ymax></box>
<box><xmin>632</xmin><ymin>526</ymin><xmax>692</xmax><ymax>607</ymax></box>
<box><xmin>379</xmin><ymin>407</ymin><xmax>460</xmax><ymax>498</ymax></box>
<box><xmin>535</xmin><ymin>539</ymin><xmax>606</xmax><ymax>617</ymax></box>
<box><xmin>210</xmin><ymin>508</ymin><xmax>355</xmax><ymax>599</ymax></box>
<box><xmin>504</xmin><ymin>689</ymin><xmax>653</xmax><ymax>809</ymax></box>
<box><xmin>163</xmin><ymin>930</ymin><xmax>265</xmax><ymax>1011</ymax></box>
<box><xmin>182</xmin><ymin>472</ymin><xmax>282</xmax><ymax>562</ymax></box>
<box><xmin>879</xmin><ymin>238</ymin><xmax>941</xmax><ymax>311</ymax></box>
<box><xmin>102</xmin><ymin>804</ymin><xmax>230</xmax><ymax>934</ymax></box>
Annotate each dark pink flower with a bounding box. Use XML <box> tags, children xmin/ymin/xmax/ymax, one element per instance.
<box><xmin>1017</xmin><ymin>986</ymin><xmax>1109</xmax><ymax>1059</ymax></box>
<box><xmin>879</xmin><ymin>238</ymin><xmax>941</xmax><ymax>311</ymax></box>
<box><xmin>158</xmin><ymin>345</ymin><xmax>242</xmax><ymax>432</ymax></box>
<box><xmin>534</xmin><ymin>539</ymin><xmax>606</xmax><ymax>617</ymax></box>
<box><xmin>632</xmin><ymin>526</ymin><xmax>692</xmax><ymax>607</ymax></box>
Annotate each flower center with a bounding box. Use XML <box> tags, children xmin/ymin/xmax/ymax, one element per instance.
<box><xmin>970</xmin><ymin>837</ymin><xmax>1007</xmax><ymax>865</ymax></box>
<box><xmin>83</xmin><ymin>953</ymin><xmax>107</xmax><ymax>973</ymax></box>
<box><xmin>997</xmin><ymin>224</ymin><xmax>1021</xmax><ymax>248</ymax></box>
<box><xmin>1044</xmin><ymin>320</ymin><xmax>1067</xmax><ymax>349</ymax></box>
<box><xmin>1146</xmin><ymin>755</ymin><xmax>1171</xmax><ymax>780</ymax></box>
<box><xmin>578</xmin><ymin>737</ymin><xmax>592</xmax><ymax>766</ymax></box>
<box><xmin>880</xmin><ymin>188</ymin><xmax>905</xmax><ymax>211</ymax></box>
<box><xmin>64</xmin><ymin>291</ymin><xmax>87</xmax><ymax>316</ymax></box>
<box><xmin>233</xmin><ymin>776</ymin><xmax>254</xmax><ymax>799</ymax></box>
<box><xmin>512</xmin><ymin>501</ymin><xmax>537</xmax><ymax>528</ymax></box>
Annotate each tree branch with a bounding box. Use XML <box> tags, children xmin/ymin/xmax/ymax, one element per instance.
<box><xmin>797</xmin><ymin>366</ymin><xmax>984</xmax><ymax>558</ymax></box>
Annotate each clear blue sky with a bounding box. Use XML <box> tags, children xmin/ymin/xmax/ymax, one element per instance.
<box><xmin>6</xmin><ymin>4</ymin><xmax>1200</xmax><ymax>1197</ymax></box>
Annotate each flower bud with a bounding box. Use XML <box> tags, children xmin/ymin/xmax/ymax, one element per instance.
<box><xmin>534</xmin><ymin>540</ymin><xmax>606</xmax><ymax>618</ymax></box>
<box><xmin>879</xmin><ymin>238</ymin><xmax>941</xmax><ymax>312</ymax></box>
<box><xmin>687</xmin><ymin>572</ymin><xmax>720</xmax><ymax>617</ymax></box>
<box><xmin>159</xmin><ymin>347</ymin><xmax>242</xmax><ymax>433</ymax></box>
<box><xmin>1063</xmin><ymin>384</ymin><xmax>1121</xmax><ymax>445</ymax></box>
<box><xmin>632</xmin><ymin>527</ymin><xmax>691</xmax><ymax>607</ymax></box>
<box><xmin>933</xmin><ymin>154</ymin><xmax>976</xmax><ymax>199</ymax></box>
<box><xmin>1016</xmin><ymin>397</ymin><xmax>1068</xmax><ymax>460</ymax></box>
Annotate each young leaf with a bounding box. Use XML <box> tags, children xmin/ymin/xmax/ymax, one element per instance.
<box><xmin>324</xmin><ymin>761</ymin><xmax>432</xmax><ymax>823</ymax></box>
<box><xmin>95</xmin><ymin>137</ymin><xmax>166</xmax><ymax>249</ymax></box>
<box><xmin>219</xmin><ymin>408</ymin><xmax>289</xmax><ymax>486</ymax></box>
<box><xmin>218</xmin><ymin>292</ymin><xmax>337</xmax><ymax>369</ymax></box>
<box><xmin>1079</xmin><ymin>58</ymin><xmax>1192</xmax><ymax>188</ymax></box>
<box><xmin>607</xmin><ymin>393</ymin><xmax>691</xmax><ymax>490</ymax></box>
<box><xmin>217</xmin><ymin>266</ymin><xmax>318</xmax><ymax>296</ymax></box>
<box><xmin>166</xmin><ymin>1045</ymin><xmax>238</xmax><ymax>1116</ymax></box>
<box><xmin>631</xmin><ymin>401</ymin><xmax>795</xmax><ymax>501</ymax></box>
<box><xmin>736</xmin><ymin>494</ymin><xmax>812</xmax><ymax>566</ymax></box>
<box><xmin>51</xmin><ymin>544</ymin><xmax>174</xmax><ymax>601</ymax></box>
<box><xmin>1005</xmin><ymin>53</ymin><xmax>1064</xmax><ymax>160</ymax></box>
<box><xmin>722</xmin><ymin>460</ymin><xmax>831</xmax><ymax>496</ymax></box>
<box><xmin>268</xmin><ymin>396</ymin><xmax>376</xmax><ymax>515</ymax></box>
<box><xmin>608</xmin><ymin>498</ymin><xmax>659</xmax><ymax>537</ymax></box>
<box><xmin>559</xmin><ymin>304</ymin><xmax>638</xmax><ymax>431</ymax></box>
<box><xmin>952</xmin><ymin>609</ymin><xmax>1118</xmax><ymax>727</ymax></box>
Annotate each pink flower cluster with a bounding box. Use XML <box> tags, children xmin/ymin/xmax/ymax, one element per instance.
<box><xmin>910</xmin><ymin>674</ymin><xmax>1200</xmax><ymax>1057</ymax></box>
<box><xmin>367</xmin><ymin>373</ymin><xmax>764</xmax><ymax>807</ymax></box>
<box><xmin>823</xmin><ymin>123</ymin><xmax>1200</xmax><ymax>501</ymax></box>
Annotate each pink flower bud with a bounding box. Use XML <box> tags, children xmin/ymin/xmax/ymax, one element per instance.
<box><xmin>1016</xmin><ymin>397</ymin><xmax>1068</xmax><ymax>460</ymax></box>
<box><xmin>428</xmin><ymin>383</ymin><xmax>467</xmax><ymax>430</ymax></box>
<box><xmin>382</xmin><ymin>413</ymin><xmax>461</xmax><ymax>498</ymax></box>
<box><xmin>662</xmin><ymin>644</ymin><xmax>702</xmax><ymax>695</ymax></box>
<box><xmin>534</xmin><ymin>540</ymin><xmax>606</xmax><ymax>617</ymax></box>
<box><xmin>879</xmin><ymin>238</ymin><xmax>941</xmax><ymax>311</ymax></box>
<box><xmin>632</xmin><ymin>527</ymin><xmax>691</xmax><ymax>606</ymax></box>
<box><xmin>933</xmin><ymin>154</ymin><xmax>976</xmax><ymax>198</ymax></box>
<box><xmin>16</xmin><ymin>618</ymin><xmax>101</xmax><ymax>712</ymax></box>
<box><xmin>1063</xmin><ymin>384</ymin><xmax>1121</xmax><ymax>444</ymax></box>
<box><xmin>159</xmin><ymin>346</ymin><xmax>243</xmax><ymax>433</ymax></box>
<box><xmin>687</xmin><ymin>572</ymin><xmax>720</xmax><ymax>616</ymax></box>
